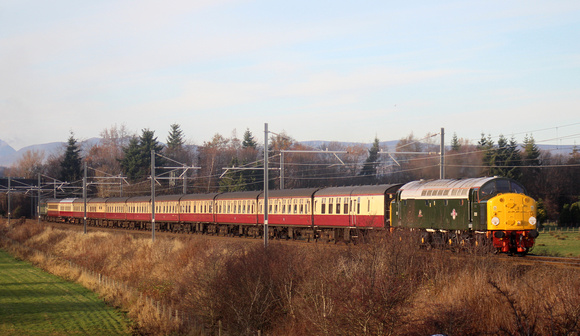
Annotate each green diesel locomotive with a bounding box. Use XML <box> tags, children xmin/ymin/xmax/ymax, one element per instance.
<box><xmin>390</xmin><ymin>177</ymin><xmax>539</xmax><ymax>254</ymax></box>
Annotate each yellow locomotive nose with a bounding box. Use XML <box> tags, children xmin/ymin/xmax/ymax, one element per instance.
<box><xmin>487</xmin><ymin>193</ymin><xmax>537</xmax><ymax>231</ymax></box>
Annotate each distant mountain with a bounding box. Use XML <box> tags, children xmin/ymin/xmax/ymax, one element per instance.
<box><xmin>0</xmin><ymin>138</ymin><xmax>101</xmax><ymax>167</ymax></box>
<box><xmin>301</xmin><ymin>140</ymin><xmax>400</xmax><ymax>149</ymax></box>
<box><xmin>0</xmin><ymin>139</ymin><xmax>16</xmax><ymax>157</ymax></box>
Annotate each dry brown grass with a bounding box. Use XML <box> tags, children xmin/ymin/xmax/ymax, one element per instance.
<box><xmin>2</xmin><ymin>220</ymin><xmax>579</xmax><ymax>336</ymax></box>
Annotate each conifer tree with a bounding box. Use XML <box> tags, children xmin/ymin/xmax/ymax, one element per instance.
<box><xmin>490</xmin><ymin>135</ymin><xmax>521</xmax><ymax>180</ymax></box>
<box><xmin>451</xmin><ymin>133</ymin><xmax>461</xmax><ymax>151</ymax></box>
<box><xmin>166</xmin><ymin>123</ymin><xmax>185</xmax><ymax>152</ymax></box>
<box><xmin>139</xmin><ymin>128</ymin><xmax>165</xmax><ymax>174</ymax></box>
<box><xmin>520</xmin><ymin>134</ymin><xmax>542</xmax><ymax>198</ymax></box>
<box><xmin>120</xmin><ymin>129</ymin><xmax>165</xmax><ymax>182</ymax></box>
<box><xmin>477</xmin><ymin>133</ymin><xmax>495</xmax><ymax>176</ymax></box>
<box><xmin>522</xmin><ymin>134</ymin><xmax>541</xmax><ymax>166</ymax></box>
<box><xmin>60</xmin><ymin>132</ymin><xmax>83</xmax><ymax>182</ymax></box>
<box><xmin>120</xmin><ymin>137</ymin><xmax>142</xmax><ymax>181</ymax></box>
<box><xmin>219</xmin><ymin>157</ymin><xmax>246</xmax><ymax>192</ymax></box>
<box><xmin>242</xmin><ymin>128</ymin><xmax>258</xmax><ymax>149</ymax></box>
<box><xmin>359</xmin><ymin>137</ymin><xmax>380</xmax><ymax>182</ymax></box>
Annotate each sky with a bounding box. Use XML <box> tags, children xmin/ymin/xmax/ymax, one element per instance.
<box><xmin>1</xmin><ymin>0</ymin><xmax>579</xmax><ymax>151</ymax></box>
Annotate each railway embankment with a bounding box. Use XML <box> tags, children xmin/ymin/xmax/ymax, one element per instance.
<box><xmin>1</xmin><ymin>219</ymin><xmax>579</xmax><ymax>336</ymax></box>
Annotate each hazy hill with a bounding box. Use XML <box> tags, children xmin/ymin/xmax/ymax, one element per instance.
<box><xmin>0</xmin><ymin>138</ymin><xmax>575</xmax><ymax>168</ymax></box>
<box><xmin>0</xmin><ymin>138</ymin><xmax>100</xmax><ymax>167</ymax></box>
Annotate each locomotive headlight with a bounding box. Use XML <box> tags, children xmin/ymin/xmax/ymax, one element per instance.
<box><xmin>491</xmin><ymin>217</ymin><xmax>500</xmax><ymax>226</ymax></box>
<box><xmin>529</xmin><ymin>216</ymin><xmax>537</xmax><ymax>226</ymax></box>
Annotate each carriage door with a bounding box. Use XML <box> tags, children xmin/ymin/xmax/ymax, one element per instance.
<box><xmin>350</xmin><ymin>196</ymin><xmax>360</xmax><ymax>227</ymax></box>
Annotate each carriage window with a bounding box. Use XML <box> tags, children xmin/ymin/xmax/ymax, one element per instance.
<box><xmin>344</xmin><ymin>202</ymin><xmax>348</xmax><ymax>214</ymax></box>
<box><xmin>329</xmin><ymin>199</ymin><xmax>334</xmax><ymax>214</ymax></box>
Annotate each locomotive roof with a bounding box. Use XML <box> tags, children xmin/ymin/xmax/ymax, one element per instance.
<box><xmin>397</xmin><ymin>177</ymin><xmax>521</xmax><ymax>200</ymax></box>
<box><xmin>315</xmin><ymin>184</ymin><xmax>401</xmax><ymax>197</ymax></box>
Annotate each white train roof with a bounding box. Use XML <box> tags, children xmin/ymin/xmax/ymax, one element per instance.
<box><xmin>398</xmin><ymin>177</ymin><xmax>506</xmax><ymax>200</ymax></box>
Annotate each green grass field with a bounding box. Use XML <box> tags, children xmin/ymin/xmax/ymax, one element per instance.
<box><xmin>533</xmin><ymin>229</ymin><xmax>580</xmax><ymax>257</ymax></box>
<box><xmin>0</xmin><ymin>249</ymin><xmax>132</xmax><ymax>336</ymax></box>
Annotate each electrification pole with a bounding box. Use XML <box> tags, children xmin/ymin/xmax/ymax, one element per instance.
<box><xmin>280</xmin><ymin>151</ymin><xmax>284</xmax><ymax>190</ymax></box>
<box><xmin>37</xmin><ymin>173</ymin><xmax>41</xmax><ymax>225</ymax></box>
<box><xmin>440</xmin><ymin>127</ymin><xmax>445</xmax><ymax>179</ymax></box>
<box><xmin>264</xmin><ymin>123</ymin><xmax>269</xmax><ymax>248</ymax></box>
<box><xmin>83</xmin><ymin>160</ymin><xmax>87</xmax><ymax>234</ymax></box>
<box><xmin>7</xmin><ymin>177</ymin><xmax>11</xmax><ymax>226</ymax></box>
<box><xmin>151</xmin><ymin>150</ymin><xmax>156</xmax><ymax>242</ymax></box>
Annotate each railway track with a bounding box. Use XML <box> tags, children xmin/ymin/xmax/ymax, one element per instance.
<box><xmin>523</xmin><ymin>255</ymin><xmax>580</xmax><ymax>268</ymax></box>
<box><xmin>492</xmin><ymin>253</ymin><xmax>580</xmax><ymax>268</ymax></box>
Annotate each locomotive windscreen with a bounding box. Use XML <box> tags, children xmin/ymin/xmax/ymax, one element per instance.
<box><xmin>479</xmin><ymin>179</ymin><xmax>526</xmax><ymax>200</ymax></box>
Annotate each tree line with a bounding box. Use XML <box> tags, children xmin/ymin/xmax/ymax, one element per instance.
<box><xmin>3</xmin><ymin>125</ymin><xmax>580</xmax><ymax>225</ymax></box>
